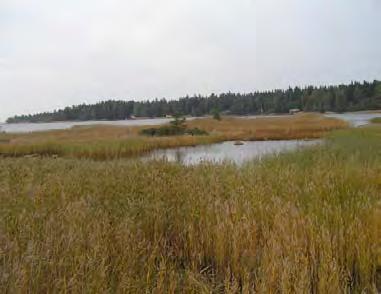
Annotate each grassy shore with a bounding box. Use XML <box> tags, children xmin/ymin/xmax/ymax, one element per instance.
<box><xmin>371</xmin><ymin>117</ymin><xmax>381</xmax><ymax>124</ymax></box>
<box><xmin>187</xmin><ymin>113</ymin><xmax>347</xmax><ymax>140</ymax></box>
<box><xmin>0</xmin><ymin>126</ymin><xmax>380</xmax><ymax>292</ymax></box>
<box><xmin>0</xmin><ymin>114</ymin><xmax>347</xmax><ymax>159</ymax></box>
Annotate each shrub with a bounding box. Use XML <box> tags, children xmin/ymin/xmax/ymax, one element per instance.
<box><xmin>140</xmin><ymin>117</ymin><xmax>208</xmax><ymax>137</ymax></box>
<box><xmin>211</xmin><ymin>108</ymin><xmax>221</xmax><ymax>120</ymax></box>
<box><xmin>185</xmin><ymin>127</ymin><xmax>208</xmax><ymax>136</ymax></box>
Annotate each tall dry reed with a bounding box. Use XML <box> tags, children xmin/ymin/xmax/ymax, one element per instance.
<box><xmin>0</xmin><ymin>127</ymin><xmax>380</xmax><ymax>292</ymax></box>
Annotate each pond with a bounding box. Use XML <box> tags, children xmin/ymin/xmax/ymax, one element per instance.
<box><xmin>143</xmin><ymin>140</ymin><xmax>320</xmax><ymax>165</ymax></box>
<box><xmin>324</xmin><ymin>112</ymin><xmax>381</xmax><ymax>127</ymax></box>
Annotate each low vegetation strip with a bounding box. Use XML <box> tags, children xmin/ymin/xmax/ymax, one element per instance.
<box><xmin>187</xmin><ymin>113</ymin><xmax>347</xmax><ymax>140</ymax></box>
<box><xmin>371</xmin><ymin>117</ymin><xmax>381</xmax><ymax>124</ymax></box>
<box><xmin>0</xmin><ymin>114</ymin><xmax>347</xmax><ymax>159</ymax></box>
<box><xmin>0</xmin><ymin>127</ymin><xmax>380</xmax><ymax>292</ymax></box>
<box><xmin>140</xmin><ymin>117</ymin><xmax>209</xmax><ymax>137</ymax></box>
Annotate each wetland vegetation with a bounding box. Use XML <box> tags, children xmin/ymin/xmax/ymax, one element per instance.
<box><xmin>0</xmin><ymin>114</ymin><xmax>346</xmax><ymax>159</ymax></box>
<box><xmin>0</xmin><ymin>126</ymin><xmax>380</xmax><ymax>292</ymax></box>
<box><xmin>2</xmin><ymin>1</ymin><xmax>380</xmax><ymax>292</ymax></box>
<box><xmin>371</xmin><ymin>117</ymin><xmax>381</xmax><ymax>124</ymax></box>
<box><xmin>1</xmin><ymin>112</ymin><xmax>381</xmax><ymax>292</ymax></box>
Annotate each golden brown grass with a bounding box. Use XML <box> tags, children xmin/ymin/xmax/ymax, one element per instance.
<box><xmin>0</xmin><ymin>114</ymin><xmax>347</xmax><ymax>159</ymax></box>
<box><xmin>0</xmin><ymin>125</ymin><xmax>224</xmax><ymax>159</ymax></box>
<box><xmin>0</xmin><ymin>127</ymin><xmax>380</xmax><ymax>292</ymax></box>
<box><xmin>188</xmin><ymin>113</ymin><xmax>348</xmax><ymax>140</ymax></box>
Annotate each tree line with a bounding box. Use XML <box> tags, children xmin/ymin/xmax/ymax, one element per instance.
<box><xmin>7</xmin><ymin>80</ymin><xmax>381</xmax><ymax>123</ymax></box>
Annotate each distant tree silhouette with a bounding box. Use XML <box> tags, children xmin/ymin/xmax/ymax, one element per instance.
<box><xmin>6</xmin><ymin>80</ymin><xmax>381</xmax><ymax>123</ymax></box>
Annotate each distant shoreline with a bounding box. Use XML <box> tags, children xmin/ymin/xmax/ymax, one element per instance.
<box><xmin>3</xmin><ymin>110</ymin><xmax>381</xmax><ymax>125</ymax></box>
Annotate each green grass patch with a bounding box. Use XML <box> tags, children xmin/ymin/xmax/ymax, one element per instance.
<box><xmin>371</xmin><ymin>117</ymin><xmax>381</xmax><ymax>124</ymax></box>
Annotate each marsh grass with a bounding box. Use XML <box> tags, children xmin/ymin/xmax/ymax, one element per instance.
<box><xmin>0</xmin><ymin>114</ymin><xmax>347</xmax><ymax>159</ymax></box>
<box><xmin>0</xmin><ymin>127</ymin><xmax>380</xmax><ymax>292</ymax></box>
<box><xmin>187</xmin><ymin>113</ymin><xmax>348</xmax><ymax>140</ymax></box>
<box><xmin>370</xmin><ymin>117</ymin><xmax>381</xmax><ymax>124</ymax></box>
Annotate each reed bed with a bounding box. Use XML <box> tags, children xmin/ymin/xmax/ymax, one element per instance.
<box><xmin>0</xmin><ymin>114</ymin><xmax>347</xmax><ymax>159</ymax></box>
<box><xmin>0</xmin><ymin>127</ymin><xmax>380</xmax><ymax>293</ymax></box>
<box><xmin>187</xmin><ymin>113</ymin><xmax>348</xmax><ymax>140</ymax></box>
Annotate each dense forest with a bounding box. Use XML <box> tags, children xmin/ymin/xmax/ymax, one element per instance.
<box><xmin>7</xmin><ymin>80</ymin><xmax>381</xmax><ymax>123</ymax></box>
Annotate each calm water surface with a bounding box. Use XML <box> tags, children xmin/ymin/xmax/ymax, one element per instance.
<box><xmin>0</xmin><ymin>118</ymin><xmax>174</xmax><ymax>133</ymax></box>
<box><xmin>324</xmin><ymin>112</ymin><xmax>381</xmax><ymax>127</ymax></box>
<box><xmin>143</xmin><ymin>140</ymin><xmax>320</xmax><ymax>165</ymax></box>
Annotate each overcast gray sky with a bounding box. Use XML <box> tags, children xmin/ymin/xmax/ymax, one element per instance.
<box><xmin>1</xmin><ymin>0</ymin><xmax>381</xmax><ymax>121</ymax></box>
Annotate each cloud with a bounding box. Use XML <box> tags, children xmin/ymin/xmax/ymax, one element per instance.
<box><xmin>0</xmin><ymin>0</ymin><xmax>380</xmax><ymax>121</ymax></box>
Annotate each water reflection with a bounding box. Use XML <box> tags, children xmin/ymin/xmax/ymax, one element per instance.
<box><xmin>143</xmin><ymin>140</ymin><xmax>320</xmax><ymax>165</ymax></box>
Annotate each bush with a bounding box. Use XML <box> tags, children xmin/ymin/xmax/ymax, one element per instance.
<box><xmin>185</xmin><ymin>127</ymin><xmax>208</xmax><ymax>136</ymax></box>
<box><xmin>140</xmin><ymin>126</ymin><xmax>208</xmax><ymax>137</ymax></box>
<box><xmin>140</xmin><ymin>117</ymin><xmax>208</xmax><ymax>137</ymax></box>
<box><xmin>211</xmin><ymin>108</ymin><xmax>221</xmax><ymax>120</ymax></box>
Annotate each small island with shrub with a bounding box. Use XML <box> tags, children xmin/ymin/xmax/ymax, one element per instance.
<box><xmin>140</xmin><ymin>116</ymin><xmax>208</xmax><ymax>137</ymax></box>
